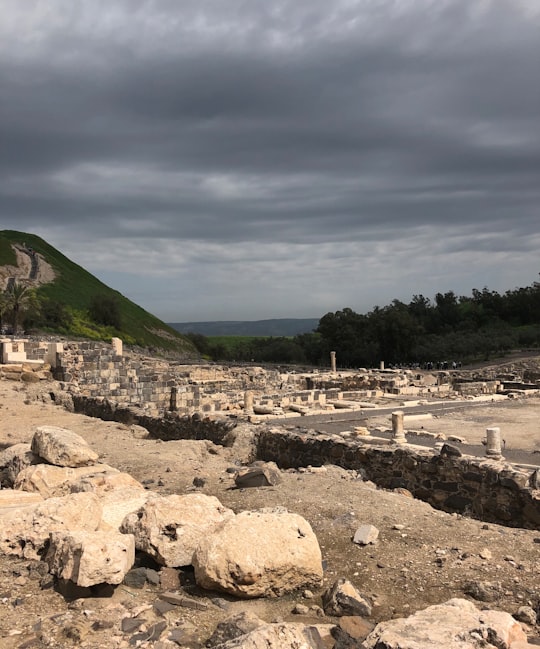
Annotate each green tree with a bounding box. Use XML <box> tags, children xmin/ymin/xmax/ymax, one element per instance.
<box><xmin>89</xmin><ymin>294</ymin><xmax>122</xmax><ymax>329</ymax></box>
<box><xmin>4</xmin><ymin>282</ymin><xmax>40</xmax><ymax>334</ymax></box>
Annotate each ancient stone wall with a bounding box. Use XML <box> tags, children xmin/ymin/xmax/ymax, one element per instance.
<box><xmin>63</xmin><ymin>390</ymin><xmax>540</xmax><ymax>530</ymax></box>
<box><xmin>70</xmin><ymin>395</ymin><xmax>237</xmax><ymax>446</ymax></box>
<box><xmin>254</xmin><ymin>428</ymin><xmax>540</xmax><ymax>529</ymax></box>
<box><xmin>51</xmin><ymin>342</ymin><xmax>283</xmax><ymax>415</ymax></box>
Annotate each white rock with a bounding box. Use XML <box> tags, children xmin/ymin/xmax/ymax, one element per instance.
<box><xmin>0</xmin><ymin>492</ymin><xmax>102</xmax><ymax>559</ymax></box>
<box><xmin>193</xmin><ymin>509</ymin><xmax>323</xmax><ymax>598</ymax></box>
<box><xmin>14</xmin><ymin>463</ymin><xmax>121</xmax><ymax>498</ymax></box>
<box><xmin>121</xmin><ymin>493</ymin><xmax>234</xmax><ymax>567</ymax></box>
<box><xmin>98</xmin><ymin>487</ymin><xmax>153</xmax><ymax>531</ymax></box>
<box><xmin>69</xmin><ymin>470</ymin><xmax>144</xmax><ymax>495</ymax></box>
<box><xmin>353</xmin><ymin>524</ymin><xmax>379</xmax><ymax>546</ymax></box>
<box><xmin>46</xmin><ymin>530</ymin><xmax>135</xmax><ymax>587</ymax></box>
<box><xmin>363</xmin><ymin>598</ymin><xmax>527</xmax><ymax>649</ymax></box>
<box><xmin>31</xmin><ymin>425</ymin><xmax>99</xmax><ymax>467</ymax></box>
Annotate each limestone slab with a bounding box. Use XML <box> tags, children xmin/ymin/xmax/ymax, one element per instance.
<box><xmin>31</xmin><ymin>425</ymin><xmax>99</xmax><ymax>467</ymax></box>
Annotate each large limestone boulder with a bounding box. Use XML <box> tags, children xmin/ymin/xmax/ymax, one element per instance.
<box><xmin>68</xmin><ymin>469</ymin><xmax>144</xmax><ymax>495</ymax></box>
<box><xmin>31</xmin><ymin>425</ymin><xmax>99</xmax><ymax>467</ymax></box>
<box><xmin>46</xmin><ymin>530</ymin><xmax>135</xmax><ymax>587</ymax></box>
<box><xmin>363</xmin><ymin>598</ymin><xmax>527</xmax><ymax>649</ymax></box>
<box><xmin>0</xmin><ymin>492</ymin><xmax>102</xmax><ymax>559</ymax></box>
<box><xmin>0</xmin><ymin>443</ymin><xmax>40</xmax><ymax>487</ymax></box>
<box><xmin>121</xmin><ymin>493</ymin><xmax>235</xmax><ymax>567</ymax></box>
<box><xmin>99</xmin><ymin>488</ymin><xmax>153</xmax><ymax>531</ymax></box>
<box><xmin>193</xmin><ymin>508</ymin><xmax>323</xmax><ymax>598</ymax></box>
<box><xmin>14</xmin><ymin>463</ymin><xmax>122</xmax><ymax>498</ymax></box>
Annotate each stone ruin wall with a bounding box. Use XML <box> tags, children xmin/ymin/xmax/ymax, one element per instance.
<box><xmin>66</xmin><ymin>393</ymin><xmax>540</xmax><ymax>531</ymax></box>
<box><xmin>49</xmin><ymin>341</ymin><xmax>283</xmax><ymax>415</ymax></box>
<box><xmin>3</xmin><ymin>338</ymin><xmax>540</xmax><ymax>529</ymax></box>
<box><xmin>255</xmin><ymin>428</ymin><xmax>540</xmax><ymax>529</ymax></box>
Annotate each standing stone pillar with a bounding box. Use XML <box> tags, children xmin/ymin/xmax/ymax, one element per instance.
<box><xmin>486</xmin><ymin>427</ymin><xmax>503</xmax><ymax>460</ymax></box>
<box><xmin>244</xmin><ymin>390</ymin><xmax>254</xmax><ymax>415</ymax></box>
<box><xmin>169</xmin><ymin>386</ymin><xmax>178</xmax><ymax>412</ymax></box>
<box><xmin>1</xmin><ymin>342</ymin><xmax>12</xmax><ymax>364</ymax></box>
<box><xmin>111</xmin><ymin>337</ymin><xmax>123</xmax><ymax>357</ymax></box>
<box><xmin>330</xmin><ymin>351</ymin><xmax>337</xmax><ymax>373</ymax></box>
<box><xmin>46</xmin><ymin>342</ymin><xmax>64</xmax><ymax>368</ymax></box>
<box><xmin>391</xmin><ymin>410</ymin><xmax>407</xmax><ymax>444</ymax></box>
<box><xmin>380</xmin><ymin>361</ymin><xmax>385</xmax><ymax>370</ymax></box>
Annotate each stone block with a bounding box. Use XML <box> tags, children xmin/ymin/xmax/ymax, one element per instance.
<box><xmin>31</xmin><ymin>425</ymin><xmax>99</xmax><ymax>467</ymax></box>
<box><xmin>0</xmin><ymin>492</ymin><xmax>102</xmax><ymax>559</ymax></box>
<box><xmin>46</xmin><ymin>530</ymin><xmax>135</xmax><ymax>587</ymax></box>
<box><xmin>121</xmin><ymin>493</ymin><xmax>234</xmax><ymax>567</ymax></box>
<box><xmin>14</xmin><ymin>463</ymin><xmax>121</xmax><ymax>498</ymax></box>
<box><xmin>193</xmin><ymin>508</ymin><xmax>323</xmax><ymax>598</ymax></box>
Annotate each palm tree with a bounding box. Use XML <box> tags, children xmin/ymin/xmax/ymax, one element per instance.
<box><xmin>4</xmin><ymin>282</ymin><xmax>39</xmax><ymax>335</ymax></box>
<box><xmin>0</xmin><ymin>290</ymin><xmax>9</xmax><ymax>333</ymax></box>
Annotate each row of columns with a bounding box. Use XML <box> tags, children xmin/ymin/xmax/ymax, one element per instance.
<box><xmin>391</xmin><ymin>411</ymin><xmax>504</xmax><ymax>459</ymax></box>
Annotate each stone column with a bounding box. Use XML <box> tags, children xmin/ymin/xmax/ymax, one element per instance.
<box><xmin>244</xmin><ymin>390</ymin><xmax>254</xmax><ymax>415</ymax></box>
<box><xmin>111</xmin><ymin>337</ymin><xmax>123</xmax><ymax>357</ymax></box>
<box><xmin>46</xmin><ymin>342</ymin><xmax>64</xmax><ymax>368</ymax></box>
<box><xmin>380</xmin><ymin>361</ymin><xmax>385</xmax><ymax>370</ymax></box>
<box><xmin>391</xmin><ymin>410</ymin><xmax>407</xmax><ymax>444</ymax></box>
<box><xmin>169</xmin><ymin>386</ymin><xmax>178</xmax><ymax>412</ymax></box>
<box><xmin>1</xmin><ymin>342</ymin><xmax>12</xmax><ymax>364</ymax></box>
<box><xmin>330</xmin><ymin>351</ymin><xmax>337</xmax><ymax>373</ymax></box>
<box><xmin>486</xmin><ymin>427</ymin><xmax>503</xmax><ymax>460</ymax></box>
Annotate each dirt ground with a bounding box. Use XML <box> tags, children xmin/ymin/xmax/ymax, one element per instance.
<box><xmin>1</xmin><ymin>375</ymin><xmax>540</xmax><ymax>648</ymax></box>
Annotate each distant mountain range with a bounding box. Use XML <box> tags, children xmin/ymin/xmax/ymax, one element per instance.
<box><xmin>168</xmin><ymin>318</ymin><xmax>319</xmax><ymax>337</ymax></box>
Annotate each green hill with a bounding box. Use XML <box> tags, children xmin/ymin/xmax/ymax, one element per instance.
<box><xmin>0</xmin><ymin>230</ymin><xmax>197</xmax><ymax>357</ymax></box>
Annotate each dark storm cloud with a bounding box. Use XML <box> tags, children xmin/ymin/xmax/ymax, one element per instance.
<box><xmin>1</xmin><ymin>0</ymin><xmax>539</xmax><ymax>319</ymax></box>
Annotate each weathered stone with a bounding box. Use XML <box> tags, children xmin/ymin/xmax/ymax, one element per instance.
<box><xmin>333</xmin><ymin>616</ymin><xmax>375</xmax><ymax>648</ymax></box>
<box><xmin>206</xmin><ymin>612</ymin><xmax>267</xmax><ymax>647</ymax></box>
<box><xmin>0</xmin><ymin>492</ymin><xmax>102</xmax><ymax>559</ymax></box>
<box><xmin>193</xmin><ymin>509</ymin><xmax>323</xmax><ymax>598</ymax></box>
<box><xmin>515</xmin><ymin>605</ymin><xmax>537</xmax><ymax>625</ymax></box>
<box><xmin>210</xmin><ymin>622</ymin><xmax>331</xmax><ymax>648</ymax></box>
<box><xmin>353</xmin><ymin>524</ymin><xmax>379</xmax><ymax>546</ymax></box>
<box><xmin>0</xmin><ymin>443</ymin><xmax>40</xmax><ymax>487</ymax></box>
<box><xmin>31</xmin><ymin>425</ymin><xmax>99</xmax><ymax>467</ymax></box>
<box><xmin>440</xmin><ymin>443</ymin><xmax>462</xmax><ymax>458</ymax></box>
<box><xmin>0</xmin><ymin>489</ymin><xmax>44</xmax><ymax>513</ymax></box>
<box><xmin>123</xmin><ymin>567</ymin><xmax>148</xmax><ymax>588</ymax></box>
<box><xmin>98</xmin><ymin>487</ymin><xmax>152</xmax><ymax>531</ymax></box>
<box><xmin>120</xmin><ymin>493</ymin><xmax>234</xmax><ymax>567</ymax></box>
<box><xmin>234</xmin><ymin>463</ymin><xmax>282</xmax><ymax>488</ymax></box>
<box><xmin>363</xmin><ymin>598</ymin><xmax>526</xmax><ymax>649</ymax></box>
<box><xmin>463</xmin><ymin>580</ymin><xmax>499</xmax><ymax>602</ymax></box>
<box><xmin>46</xmin><ymin>530</ymin><xmax>135</xmax><ymax>587</ymax></box>
<box><xmin>69</xmin><ymin>469</ymin><xmax>144</xmax><ymax>494</ymax></box>
<box><xmin>322</xmin><ymin>579</ymin><xmax>372</xmax><ymax>617</ymax></box>
<box><xmin>14</xmin><ymin>463</ymin><xmax>121</xmax><ymax>498</ymax></box>
<box><xmin>159</xmin><ymin>566</ymin><xmax>181</xmax><ymax>591</ymax></box>
<box><xmin>159</xmin><ymin>591</ymin><xmax>210</xmax><ymax>610</ymax></box>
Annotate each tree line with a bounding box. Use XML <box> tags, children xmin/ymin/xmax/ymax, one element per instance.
<box><xmin>188</xmin><ymin>278</ymin><xmax>540</xmax><ymax>367</ymax></box>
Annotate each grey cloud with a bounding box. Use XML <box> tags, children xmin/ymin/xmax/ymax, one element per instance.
<box><xmin>1</xmin><ymin>0</ymin><xmax>539</xmax><ymax>319</ymax></box>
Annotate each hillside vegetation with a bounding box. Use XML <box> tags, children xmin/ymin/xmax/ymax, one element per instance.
<box><xmin>0</xmin><ymin>230</ymin><xmax>197</xmax><ymax>357</ymax></box>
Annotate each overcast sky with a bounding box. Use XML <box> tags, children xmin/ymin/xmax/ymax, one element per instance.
<box><xmin>1</xmin><ymin>1</ymin><xmax>539</xmax><ymax>323</ymax></box>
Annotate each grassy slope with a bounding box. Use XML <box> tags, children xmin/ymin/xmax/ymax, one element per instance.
<box><xmin>0</xmin><ymin>230</ymin><xmax>197</xmax><ymax>356</ymax></box>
